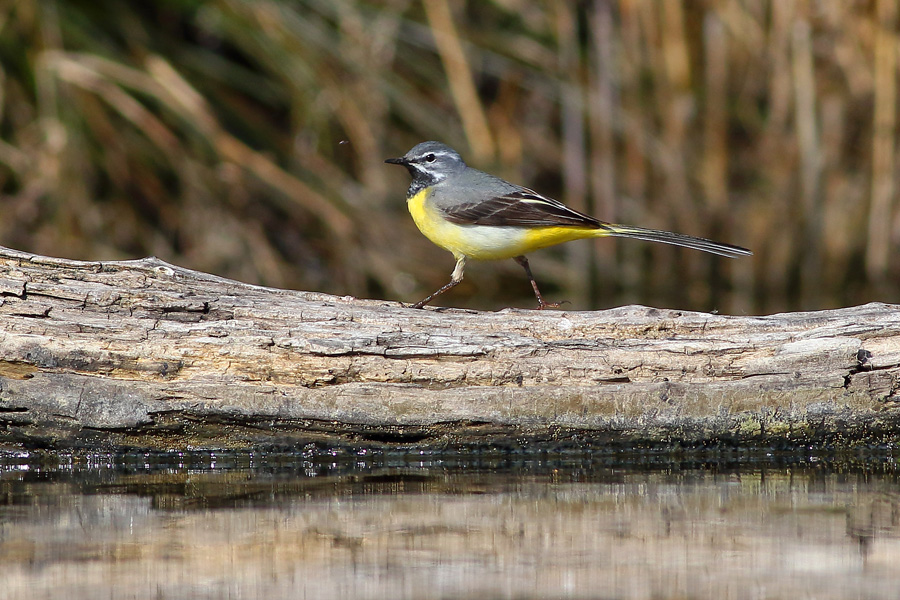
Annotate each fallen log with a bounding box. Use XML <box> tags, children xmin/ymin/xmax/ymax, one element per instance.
<box><xmin>0</xmin><ymin>245</ymin><xmax>898</xmax><ymax>451</ymax></box>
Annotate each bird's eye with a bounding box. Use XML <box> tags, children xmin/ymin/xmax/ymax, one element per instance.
<box><xmin>425</xmin><ymin>153</ymin><xmax>436</xmax><ymax>163</ymax></box>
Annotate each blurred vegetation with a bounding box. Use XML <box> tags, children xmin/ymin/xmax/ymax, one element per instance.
<box><xmin>1</xmin><ymin>0</ymin><xmax>898</xmax><ymax>314</ymax></box>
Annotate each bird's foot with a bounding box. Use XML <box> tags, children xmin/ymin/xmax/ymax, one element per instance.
<box><xmin>536</xmin><ymin>299</ymin><xmax>569</xmax><ymax>310</ymax></box>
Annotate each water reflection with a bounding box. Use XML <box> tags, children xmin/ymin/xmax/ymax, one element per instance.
<box><xmin>1</xmin><ymin>449</ymin><xmax>898</xmax><ymax>599</ymax></box>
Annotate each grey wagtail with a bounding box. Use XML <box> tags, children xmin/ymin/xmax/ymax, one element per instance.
<box><xmin>386</xmin><ymin>141</ymin><xmax>752</xmax><ymax>309</ymax></box>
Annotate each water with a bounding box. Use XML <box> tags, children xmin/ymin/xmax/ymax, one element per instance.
<box><xmin>1</xmin><ymin>448</ymin><xmax>898</xmax><ymax>600</ymax></box>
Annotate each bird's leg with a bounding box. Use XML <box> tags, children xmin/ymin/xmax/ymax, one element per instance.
<box><xmin>514</xmin><ymin>255</ymin><xmax>562</xmax><ymax>310</ymax></box>
<box><xmin>411</xmin><ymin>256</ymin><xmax>466</xmax><ymax>309</ymax></box>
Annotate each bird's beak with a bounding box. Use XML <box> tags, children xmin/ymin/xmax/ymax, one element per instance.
<box><xmin>384</xmin><ymin>156</ymin><xmax>407</xmax><ymax>165</ymax></box>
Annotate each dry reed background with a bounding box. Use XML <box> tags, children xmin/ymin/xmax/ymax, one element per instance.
<box><xmin>1</xmin><ymin>0</ymin><xmax>898</xmax><ymax>313</ymax></box>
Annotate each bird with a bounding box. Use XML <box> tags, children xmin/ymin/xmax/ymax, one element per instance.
<box><xmin>385</xmin><ymin>141</ymin><xmax>752</xmax><ymax>309</ymax></box>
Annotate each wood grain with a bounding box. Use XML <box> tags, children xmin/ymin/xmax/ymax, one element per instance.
<box><xmin>1</xmin><ymin>245</ymin><xmax>898</xmax><ymax>450</ymax></box>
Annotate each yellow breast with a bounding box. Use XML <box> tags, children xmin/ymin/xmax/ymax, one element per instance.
<box><xmin>406</xmin><ymin>188</ymin><xmax>455</xmax><ymax>251</ymax></box>
<box><xmin>407</xmin><ymin>188</ymin><xmax>602</xmax><ymax>260</ymax></box>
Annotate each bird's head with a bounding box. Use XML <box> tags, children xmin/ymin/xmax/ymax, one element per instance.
<box><xmin>385</xmin><ymin>141</ymin><xmax>467</xmax><ymax>183</ymax></box>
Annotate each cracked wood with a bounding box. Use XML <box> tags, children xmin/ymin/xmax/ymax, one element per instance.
<box><xmin>0</xmin><ymin>245</ymin><xmax>899</xmax><ymax>450</ymax></box>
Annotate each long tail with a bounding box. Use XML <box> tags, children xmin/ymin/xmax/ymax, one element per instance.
<box><xmin>603</xmin><ymin>225</ymin><xmax>752</xmax><ymax>258</ymax></box>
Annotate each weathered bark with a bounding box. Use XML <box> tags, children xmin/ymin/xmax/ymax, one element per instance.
<box><xmin>0</xmin><ymin>245</ymin><xmax>898</xmax><ymax>451</ymax></box>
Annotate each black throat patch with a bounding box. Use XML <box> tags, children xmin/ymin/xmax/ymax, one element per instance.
<box><xmin>406</xmin><ymin>169</ymin><xmax>441</xmax><ymax>199</ymax></box>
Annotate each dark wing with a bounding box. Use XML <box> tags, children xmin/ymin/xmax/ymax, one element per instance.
<box><xmin>440</xmin><ymin>189</ymin><xmax>606</xmax><ymax>228</ymax></box>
